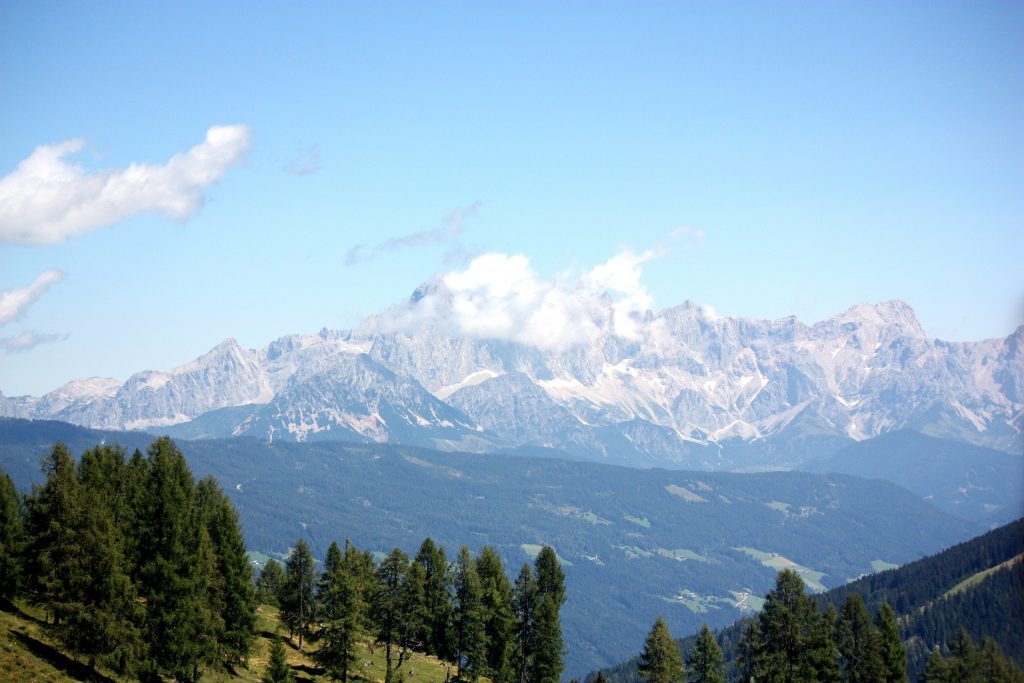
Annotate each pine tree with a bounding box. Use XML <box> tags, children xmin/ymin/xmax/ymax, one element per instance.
<box><xmin>638</xmin><ymin>617</ymin><xmax>684</xmax><ymax>683</ymax></box>
<box><xmin>512</xmin><ymin>563</ymin><xmax>537</xmax><ymax>683</ymax></box>
<box><xmin>197</xmin><ymin>475</ymin><xmax>256</xmax><ymax>670</ymax></box>
<box><xmin>686</xmin><ymin>624</ymin><xmax>724</xmax><ymax>683</ymax></box>
<box><xmin>477</xmin><ymin>546</ymin><xmax>515</xmax><ymax>683</ymax></box>
<box><xmin>755</xmin><ymin>569</ymin><xmax>818</xmax><ymax>682</ymax></box>
<box><xmin>257</xmin><ymin>558</ymin><xmax>286</xmax><ymax>606</ymax></box>
<box><xmin>805</xmin><ymin>603</ymin><xmax>841</xmax><ymax>683</ymax></box>
<box><xmin>875</xmin><ymin>602</ymin><xmax>906</xmax><ymax>683</ymax></box>
<box><xmin>532</xmin><ymin>546</ymin><xmax>566</xmax><ymax>683</ymax></box>
<box><xmin>455</xmin><ymin>545</ymin><xmax>488</xmax><ymax>681</ymax></box>
<box><xmin>315</xmin><ymin>541</ymin><xmax>364</xmax><ymax>682</ymax></box>
<box><xmin>25</xmin><ymin>443</ymin><xmax>81</xmax><ymax>623</ymax></box>
<box><xmin>263</xmin><ymin>636</ymin><xmax>295</xmax><ymax>683</ymax></box>
<box><xmin>736</xmin><ymin>619</ymin><xmax>762</xmax><ymax>683</ymax></box>
<box><xmin>922</xmin><ymin>648</ymin><xmax>950</xmax><ymax>683</ymax></box>
<box><xmin>373</xmin><ymin>548</ymin><xmax>414</xmax><ymax>683</ymax></box>
<box><xmin>0</xmin><ymin>465</ymin><xmax>23</xmax><ymax>601</ymax></box>
<box><xmin>281</xmin><ymin>539</ymin><xmax>316</xmax><ymax>651</ymax></box>
<box><xmin>137</xmin><ymin>437</ymin><xmax>216</xmax><ymax>682</ymax></box>
<box><xmin>415</xmin><ymin>538</ymin><xmax>455</xmax><ymax>659</ymax></box>
<box><xmin>837</xmin><ymin>593</ymin><xmax>883</xmax><ymax>683</ymax></box>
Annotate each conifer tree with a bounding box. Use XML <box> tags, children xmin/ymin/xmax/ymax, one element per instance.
<box><xmin>257</xmin><ymin>558</ymin><xmax>286</xmax><ymax>606</ymax></box>
<box><xmin>263</xmin><ymin>636</ymin><xmax>295</xmax><ymax>683</ymax></box>
<box><xmin>477</xmin><ymin>546</ymin><xmax>515</xmax><ymax>683</ymax></box>
<box><xmin>874</xmin><ymin>601</ymin><xmax>906</xmax><ymax>683</ymax></box>
<box><xmin>806</xmin><ymin>603</ymin><xmax>841</xmax><ymax>683</ymax></box>
<box><xmin>137</xmin><ymin>437</ymin><xmax>216</xmax><ymax>682</ymax></box>
<box><xmin>0</xmin><ymin>466</ymin><xmax>23</xmax><ymax>601</ymax></box>
<box><xmin>58</xmin><ymin>472</ymin><xmax>142</xmax><ymax>675</ymax></box>
<box><xmin>512</xmin><ymin>563</ymin><xmax>537</xmax><ymax>683</ymax></box>
<box><xmin>736</xmin><ymin>620</ymin><xmax>762</xmax><ymax>683</ymax></box>
<box><xmin>315</xmin><ymin>540</ymin><xmax>364</xmax><ymax>682</ymax></box>
<box><xmin>373</xmin><ymin>548</ymin><xmax>415</xmax><ymax>683</ymax></box>
<box><xmin>197</xmin><ymin>475</ymin><xmax>256</xmax><ymax>669</ymax></box>
<box><xmin>281</xmin><ymin>539</ymin><xmax>316</xmax><ymax>651</ymax></box>
<box><xmin>532</xmin><ymin>546</ymin><xmax>566</xmax><ymax>683</ymax></box>
<box><xmin>415</xmin><ymin>538</ymin><xmax>455</xmax><ymax>659</ymax></box>
<box><xmin>837</xmin><ymin>593</ymin><xmax>883</xmax><ymax>683</ymax></box>
<box><xmin>455</xmin><ymin>545</ymin><xmax>487</xmax><ymax>681</ymax></box>
<box><xmin>755</xmin><ymin>569</ymin><xmax>817</xmax><ymax>682</ymax></box>
<box><xmin>686</xmin><ymin>624</ymin><xmax>724</xmax><ymax>683</ymax></box>
<box><xmin>25</xmin><ymin>442</ymin><xmax>81</xmax><ymax>623</ymax></box>
<box><xmin>922</xmin><ymin>648</ymin><xmax>950</xmax><ymax>683</ymax></box>
<box><xmin>638</xmin><ymin>617</ymin><xmax>684</xmax><ymax>683</ymax></box>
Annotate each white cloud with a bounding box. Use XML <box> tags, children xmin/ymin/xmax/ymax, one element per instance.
<box><xmin>0</xmin><ymin>269</ymin><xmax>64</xmax><ymax>326</ymax></box>
<box><xmin>384</xmin><ymin>242</ymin><xmax>683</xmax><ymax>350</ymax></box>
<box><xmin>1</xmin><ymin>330</ymin><xmax>69</xmax><ymax>354</ymax></box>
<box><xmin>0</xmin><ymin>125</ymin><xmax>251</xmax><ymax>245</ymax></box>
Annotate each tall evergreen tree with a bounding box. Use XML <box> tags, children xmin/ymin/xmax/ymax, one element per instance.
<box><xmin>25</xmin><ymin>442</ymin><xmax>80</xmax><ymax>623</ymax></box>
<box><xmin>315</xmin><ymin>541</ymin><xmax>364</xmax><ymax>682</ymax></box>
<box><xmin>373</xmin><ymin>548</ymin><xmax>415</xmax><ymax>683</ymax></box>
<box><xmin>512</xmin><ymin>563</ymin><xmax>537</xmax><ymax>683</ymax></box>
<box><xmin>754</xmin><ymin>568</ymin><xmax>818</xmax><ymax>682</ymax></box>
<box><xmin>805</xmin><ymin>603</ymin><xmax>841</xmax><ymax>683</ymax></box>
<box><xmin>686</xmin><ymin>624</ymin><xmax>724</xmax><ymax>683</ymax></box>
<box><xmin>415</xmin><ymin>538</ymin><xmax>455</xmax><ymax>660</ymax></box>
<box><xmin>454</xmin><ymin>545</ymin><xmax>488</xmax><ymax>681</ymax></box>
<box><xmin>531</xmin><ymin>546</ymin><xmax>566</xmax><ymax>683</ymax></box>
<box><xmin>281</xmin><ymin>539</ymin><xmax>316</xmax><ymax>652</ymax></box>
<box><xmin>874</xmin><ymin>601</ymin><xmax>906</xmax><ymax>683</ymax></box>
<box><xmin>263</xmin><ymin>636</ymin><xmax>295</xmax><ymax>683</ymax></box>
<box><xmin>197</xmin><ymin>475</ymin><xmax>256</xmax><ymax>670</ymax></box>
<box><xmin>0</xmin><ymin>465</ymin><xmax>23</xmax><ymax>601</ymax></box>
<box><xmin>137</xmin><ymin>437</ymin><xmax>216</xmax><ymax>682</ymax></box>
<box><xmin>638</xmin><ymin>617</ymin><xmax>685</xmax><ymax>683</ymax></box>
<box><xmin>922</xmin><ymin>648</ymin><xmax>950</xmax><ymax>683</ymax></box>
<box><xmin>836</xmin><ymin>593</ymin><xmax>883</xmax><ymax>683</ymax></box>
<box><xmin>477</xmin><ymin>546</ymin><xmax>515</xmax><ymax>683</ymax></box>
<box><xmin>736</xmin><ymin>620</ymin><xmax>762</xmax><ymax>683</ymax></box>
<box><xmin>257</xmin><ymin>558</ymin><xmax>286</xmax><ymax>606</ymax></box>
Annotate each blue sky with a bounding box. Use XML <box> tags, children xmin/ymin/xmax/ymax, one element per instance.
<box><xmin>1</xmin><ymin>1</ymin><xmax>1022</xmax><ymax>396</ymax></box>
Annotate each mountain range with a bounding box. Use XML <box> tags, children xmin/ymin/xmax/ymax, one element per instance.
<box><xmin>1</xmin><ymin>294</ymin><xmax>1021</xmax><ymax>469</ymax></box>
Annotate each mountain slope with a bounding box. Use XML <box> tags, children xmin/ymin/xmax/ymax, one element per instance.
<box><xmin>801</xmin><ymin>430</ymin><xmax>1024</xmax><ymax>524</ymax></box>
<box><xmin>590</xmin><ymin>518</ymin><xmax>1023</xmax><ymax>683</ymax></box>
<box><xmin>0</xmin><ymin>418</ymin><xmax>978</xmax><ymax>678</ymax></box>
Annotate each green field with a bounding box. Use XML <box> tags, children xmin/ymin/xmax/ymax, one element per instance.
<box><xmin>656</xmin><ymin>548</ymin><xmax>711</xmax><ymax>563</ymax></box>
<box><xmin>734</xmin><ymin>546</ymin><xmax>827</xmax><ymax>592</ymax></box>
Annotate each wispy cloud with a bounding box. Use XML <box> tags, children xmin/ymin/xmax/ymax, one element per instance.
<box><xmin>286</xmin><ymin>143</ymin><xmax>320</xmax><ymax>176</ymax></box>
<box><xmin>345</xmin><ymin>202</ymin><xmax>481</xmax><ymax>266</ymax></box>
<box><xmin>0</xmin><ymin>269</ymin><xmax>64</xmax><ymax>326</ymax></box>
<box><xmin>381</xmin><ymin>228</ymin><xmax>705</xmax><ymax>351</ymax></box>
<box><xmin>0</xmin><ymin>124</ymin><xmax>251</xmax><ymax>245</ymax></box>
<box><xmin>1</xmin><ymin>330</ymin><xmax>69</xmax><ymax>354</ymax></box>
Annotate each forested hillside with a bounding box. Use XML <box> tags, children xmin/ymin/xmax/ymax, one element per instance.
<box><xmin>0</xmin><ymin>418</ymin><xmax>979</xmax><ymax>676</ymax></box>
<box><xmin>590</xmin><ymin>519</ymin><xmax>1023</xmax><ymax>683</ymax></box>
<box><xmin>0</xmin><ymin>438</ymin><xmax>567</xmax><ymax>683</ymax></box>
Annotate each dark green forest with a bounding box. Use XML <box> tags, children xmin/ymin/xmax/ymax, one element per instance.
<box><xmin>590</xmin><ymin>520</ymin><xmax>1024</xmax><ymax>683</ymax></box>
<box><xmin>0</xmin><ymin>438</ymin><xmax>566</xmax><ymax>683</ymax></box>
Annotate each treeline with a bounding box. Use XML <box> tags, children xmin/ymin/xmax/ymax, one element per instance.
<box><xmin>255</xmin><ymin>534</ymin><xmax>566</xmax><ymax>683</ymax></box>
<box><xmin>0</xmin><ymin>438</ymin><xmax>255</xmax><ymax>681</ymax></box>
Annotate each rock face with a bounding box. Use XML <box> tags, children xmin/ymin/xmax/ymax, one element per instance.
<box><xmin>4</xmin><ymin>295</ymin><xmax>1021</xmax><ymax>466</ymax></box>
